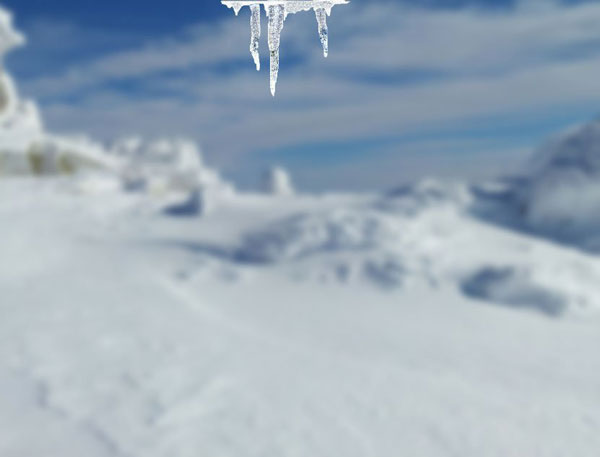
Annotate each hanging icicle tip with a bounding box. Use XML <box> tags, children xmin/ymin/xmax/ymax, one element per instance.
<box><xmin>221</xmin><ymin>1</ymin><xmax>349</xmax><ymax>96</ymax></box>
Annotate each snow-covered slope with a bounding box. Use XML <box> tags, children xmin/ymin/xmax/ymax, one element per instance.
<box><xmin>1</xmin><ymin>5</ymin><xmax>600</xmax><ymax>457</ymax></box>
<box><xmin>1</xmin><ymin>177</ymin><xmax>599</xmax><ymax>457</ymax></box>
<box><xmin>519</xmin><ymin>120</ymin><xmax>600</xmax><ymax>250</ymax></box>
<box><xmin>231</xmin><ymin>180</ymin><xmax>600</xmax><ymax>316</ymax></box>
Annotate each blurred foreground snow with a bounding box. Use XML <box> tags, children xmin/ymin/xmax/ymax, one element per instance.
<box><xmin>1</xmin><ymin>176</ymin><xmax>600</xmax><ymax>457</ymax></box>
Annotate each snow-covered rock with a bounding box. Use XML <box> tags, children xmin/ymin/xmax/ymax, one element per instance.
<box><xmin>112</xmin><ymin>137</ymin><xmax>232</xmax><ymax>192</ymax></box>
<box><xmin>0</xmin><ymin>6</ymin><xmax>117</xmax><ymax>177</ymax></box>
<box><xmin>0</xmin><ymin>7</ymin><xmax>23</xmax><ymax>56</ymax></box>
<box><xmin>260</xmin><ymin>166</ymin><xmax>294</xmax><ymax>196</ymax></box>
<box><xmin>0</xmin><ymin>9</ymin><xmax>44</xmax><ymax>160</ymax></box>
<box><xmin>111</xmin><ymin>137</ymin><xmax>234</xmax><ymax>213</ymax></box>
<box><xmin>1</xmin><ymin>7</ymin><xmax>43</xmax><ymax>153</ymax></box>
<box><xmin>520</xmin><ymin>120</ymin><xmax>600</xmax><ymax>250</ymax></box>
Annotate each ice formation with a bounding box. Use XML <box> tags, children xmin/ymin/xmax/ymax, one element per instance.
<box><xmin>221</xmin><ymin>0</ymin><xmax>348</xmax><ymax>95</ymax></box>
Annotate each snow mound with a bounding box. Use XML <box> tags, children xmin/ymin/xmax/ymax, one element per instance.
<box><xmin>460</xmin><ymin>257</ymin><xmax>600</xmax><ymax>317</ymax></box>
<box><xmin>163</xmin><ymin>190</ymin><xmax>205</xmax><ymax>217</ymax></box>
<box><xmin>0</xmin><ymin>73</ymin><xmax>44</xmax><ymax>158</ymax></box>
<box><xmin>111</xmin><ymin>137</ymin><xmax>234</xmax><ymax>212</ymax></box>
<box><xmin>236</xmin><ymin>209</ymin><xmax>401</xmax><ymax>263</ymax></box>
<box><xmin>1</xmin><ymin>7</ymin><xmax>116</xmax><ymax>177</ymax></box>
<box><xmin>378</xmin><ymin>179</ymin><xmax>472</xmax><ymax>215</ymax></box>
<box><xmin>1</xmin><ymin>128</ymin><xmax>117</xmax><ymax>177</ymax></box>
<box><xmin>461</xmin><ymin>266</ymin><xmax>567</xmax><ymax>316</ymax></box>
<box><xmin>1</xmin><ymin>9</ymin><xmax>43</xmax><ymax>154</ymax></box>
<box><xmin>260</xmin><ymin>166</ymin><xmax>294</xmax><ymax>196</ymax></box>
<box><xmin>520</xmin><ymin>120</ymin><xmax>600</xmax><ymax>250</ymax></box>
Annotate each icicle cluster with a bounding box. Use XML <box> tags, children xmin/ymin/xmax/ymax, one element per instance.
<box><xmin>222</xmin><ymin>0</ymin><xmax>348</xmax><ymax>96</ymax></box>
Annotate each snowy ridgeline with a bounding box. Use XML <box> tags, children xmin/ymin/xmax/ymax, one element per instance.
<box><xmin>222</xmin><ymin>0</ymin><xmax>348</xmax><ymax>95</ymax></box>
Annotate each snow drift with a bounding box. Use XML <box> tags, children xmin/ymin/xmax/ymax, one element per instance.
<box><xmin>2</xmin><ymin>5</ymin><xmax>600</xmax><ymax>456</ymax></box>
<box><xmin>236</xmin><ymin>208</ymin><xmax>401</xmax><ymax>263</ymax></box>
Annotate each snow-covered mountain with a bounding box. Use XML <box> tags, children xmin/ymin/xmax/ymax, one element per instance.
<box><xmin>1</xmin><ymin>5</ymin><xmax>600</xmax><ymax>457</ymax></box>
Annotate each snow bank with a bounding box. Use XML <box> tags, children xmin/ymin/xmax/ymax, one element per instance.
<box><xmin>520</xmin><ymin>120</ymin><xmax>600</xmax><ymax>250</ymax></box>
<box><xmin>378</xmin><ymin>179</ymin><xmax>472</xmax><ymax>215</ymax></box>
<box><xmin>236</xmin><ymin>209</ymin><xmax>401</xmax><ymax>263</ymax></box>
<box><xmin>0</xmin><ymin>7</ymin><xmax>117</xmax><ymax>177</ymax></box>
<box><xmin>112</xmin><ymin>137</ymin><xmax>232</xmax><ymax>193</ymax></box>
<box><xmin>461</xmin><ymin>266</ymin><xmax>567</xmax><ymax>316</ymax></box>
<box><xmin>260</xmin><ymin>166</ymin><xmax>294</xmax><ymax>196</ymax></box>
<box><xmin>1</xmin><ymin>8</ymin><xmax>43</xmax><ymax>156</ymax></box>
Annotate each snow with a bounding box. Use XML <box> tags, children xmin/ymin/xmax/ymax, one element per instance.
<box><xmin>260</xmin><ymin>165</ymin><xmax>294</xmax><ymax>196</ymax></box>
<box><xmin>0</xmin><ymin>12</ymin><xmax>117</xmax><ymax>177</ymax></box>
<box><xmin>519</xmin><ymin>120</ymin><xmax>600</xmax><ymax>250</ymax></box>
<box><xmin>461</xmin><ymin>266</ymin><xmax>568</xmax><ymax>316</ymax></box>
<box><xmin>1</xmin><ymin>177</ymin><xmax>600</xmax><ymax>457</ymax></box>
<box><xmin>109</xmin><ymin>136</ymin><xmax>234</xmax><ymax>213</ymax></box>
<box><xmin>2</xmin><ymin>4</ymin><xmax>600</xmax><ymax>456</ymax></box>
<box><xmin>221</xmin><ymin>0</ymin><xmax>348</xmax><ymax>95</ymax></box>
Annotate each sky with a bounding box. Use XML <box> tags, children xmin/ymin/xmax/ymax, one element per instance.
<box><xmin>3</xmin><ymin>0</ymin><xmax>600</xmax><ymax>190</ymax></box>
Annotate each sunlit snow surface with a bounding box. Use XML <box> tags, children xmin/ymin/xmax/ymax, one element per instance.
<box><xmin>222</xmin><ymin>0</ymin><xmax>349</xmax><ymax>95</ymax></box>
<box><xmin>2</xmin><ymin>177</ymin><xmax>600</xmax><ymax>457</ymax></box>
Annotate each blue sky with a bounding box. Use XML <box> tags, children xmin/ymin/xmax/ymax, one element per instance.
<box><xmin>3</xmin><ymin>0</ymin><xmax>600</xmax><ymax>190</ymax></box>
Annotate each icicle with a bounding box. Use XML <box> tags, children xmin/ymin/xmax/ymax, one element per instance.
<box><xmin>267</xmin><ymin>4</ymin><xmax>285</xmax><ymax>97</ymax></box>
<box><xmin>315</xmin><ymin>8</ymin><xmax>329</xmax><ymax>58</ymax></box>
<box><xmin>232</xmin><ymin>4</ymin><xmax>243</xmax><ymax>16</ymax></box>
<box><xmin>222</xmin><ymin>0</ymin><xmax>348</xmax><ymax>95</ymax></box>
<box><xmin>250</xmin><ymin>4</ymin><xmax>261</xmax><ymax>71</ymax></box>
